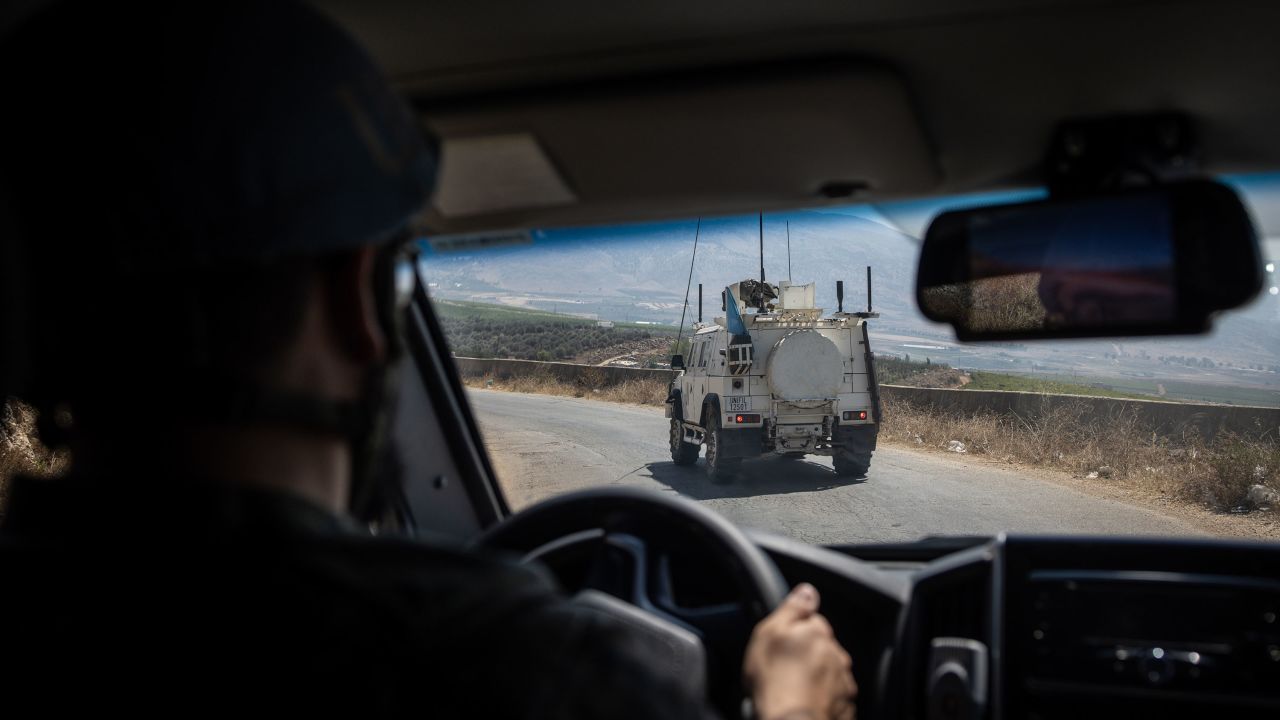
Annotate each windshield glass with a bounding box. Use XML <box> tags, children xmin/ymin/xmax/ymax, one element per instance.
<box><xmin>421</xmin><ymin>176</ymin><xmax>1280</xmax><ymax>544</ymax></box>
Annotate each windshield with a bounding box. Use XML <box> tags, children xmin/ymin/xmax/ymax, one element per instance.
<box><xmin>421</xmin><ymin>177</ymin><xmax>1280</xmax><ymax>544</ymax></box>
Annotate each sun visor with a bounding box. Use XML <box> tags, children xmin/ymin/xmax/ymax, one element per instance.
<box><xmin>418</xmin><ymin>64</ymin><xmax>937</xmax><ymax>232</ymax></box>
<box><xmin>434</xmin><ymin>133</ymin><xmax>578</xmax><ymax>217</ymax></box>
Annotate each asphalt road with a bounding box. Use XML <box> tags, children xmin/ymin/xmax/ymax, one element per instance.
<box><xmin>467</xmin><ymin>388</ymin><xmax>1206</xmax><ymax>544</ymax></box>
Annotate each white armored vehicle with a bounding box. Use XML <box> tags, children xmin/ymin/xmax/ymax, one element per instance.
<box><xmin>666</xmin><ymin>276</ymin><xmax>881</xmax><ymax>479</ymax></box>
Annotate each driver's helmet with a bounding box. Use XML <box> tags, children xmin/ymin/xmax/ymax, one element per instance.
<box><xmin>0</xmin><ymin>0</ymin><xmax>438</xmax><ymax>406</ymax></box>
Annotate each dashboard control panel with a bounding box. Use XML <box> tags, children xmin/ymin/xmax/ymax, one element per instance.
<box><xmin>1002</xmin><ymin>538</ymin><xmax>1280</xmax><ymax>718</ymax></box>
<box><xmin>1022</xmin><ymin>571</ymin><xmax>1279</xmax><ymax>691</ymax></box>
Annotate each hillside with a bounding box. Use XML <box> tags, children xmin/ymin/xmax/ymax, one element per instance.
<box><xmin>421</xmin><ymin>210</ymin><xmax>925</xmax><ymax>334</ymax></box>
<box><xmin>435</xmin><ymin>299</ymin><xmax>676</xmax><ymax>362</ymax></box>
<box><xmin>419</xmin><ymin>208</ymin><xmax>1280</xmax><ymax>406</ymax></box>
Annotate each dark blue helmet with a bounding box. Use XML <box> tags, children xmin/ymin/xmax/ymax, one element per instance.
<box><xmin>3</xmin><ymin>0</ymin><xmax>437</xmax><ymax>265</ymax></box>
<box><xmin>1</xmin><ymin>0</ymin><xmax>438</xmax><ymax>401</ymax></box>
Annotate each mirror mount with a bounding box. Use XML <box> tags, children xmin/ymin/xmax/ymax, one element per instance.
<box><xmin>1046</xmin><ymin>113</ymin><xmax>1199</xmax><ymax>199</ymax></box>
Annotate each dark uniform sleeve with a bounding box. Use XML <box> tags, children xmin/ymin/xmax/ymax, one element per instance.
<box><xmin>0</xmin><ymin>481</ymin><xmax>723</xmax><ymax>719</ymax></box>
<box><xmin>363</xmin><ymin>542</ymin><xmax>721</xmax><ymax>720</ymax></box>
<box><xmin>518</xmin><ymin>596</ymin><xmax>719</xmax><ymax>720</ymax></box>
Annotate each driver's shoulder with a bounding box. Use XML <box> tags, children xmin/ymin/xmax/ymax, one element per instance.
<box><xmin>313</xmin><ymin>532</ymin><xmax>558</xmax><ymax>599</ymax></box>
<box><xmin>320</xmin><ymin>536</ymin><xmax>659</xmax><ymax>655</ymax></box>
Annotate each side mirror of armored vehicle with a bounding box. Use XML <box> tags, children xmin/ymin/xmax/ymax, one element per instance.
<box><xmin>671</xmin><ymin>354</ymin><xmax>685</xmax><ymax>369</ymax></box>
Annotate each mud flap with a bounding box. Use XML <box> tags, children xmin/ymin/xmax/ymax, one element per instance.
<box><xmin>717</xmin><ymin>426</ymin><xmax>765</xmax><ymax>459</ymax></box>
<box><xmin>835</xmin><ymin>423</ymin><xmax>878</xmax><ymax>452</ymax></box>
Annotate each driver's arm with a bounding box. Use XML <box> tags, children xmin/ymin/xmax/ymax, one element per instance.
<box><xmin>542</xmin><ymin>580</ymin><xmax>856</xmax><ymax>720</ymax></box>
<box><xmin>416</xmin><ymin>553</ymin><xmax>856</xmax><ymax>720</ymax></box>
<box><xmin>745</xmin><ymin>583</ymin><xmax>858</xmax><ymax>720</ymax></box>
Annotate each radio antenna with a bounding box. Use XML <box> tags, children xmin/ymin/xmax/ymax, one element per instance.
<box><xmin>866</xmin><ymin>265</ymin><xmax>873</xmax><ymax>313</ymax></box>
<box><xmin>786</xmin><ymin>220</ymin><xmax>792</xmax><ymax>282</ymax></box>
<box><xmin>673</xmin><ymin>218</ymin><xmax>701</xmax><ymax>358</ymax></box>
<box><xmin>758</xmin><ymin>212</ymin><xmax>766</xmax><ymax>310</ymax></box>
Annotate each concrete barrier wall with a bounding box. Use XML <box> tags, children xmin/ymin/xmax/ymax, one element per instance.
<box><xmin>455</xmin><ymin>357</ymin><xmax>1280</xmax><ymax>440</ymax></box>
<box><xmin>454</xmin><ymin>357</ymin><xmax>678</xmax><ymax>385</ymax></box>
<box><xmin>879</xmin><ymin>385</ymin><xmax>1280</xmax><ymax>441</ymax></box>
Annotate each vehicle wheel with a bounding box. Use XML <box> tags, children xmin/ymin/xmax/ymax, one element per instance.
<box><xmin>833</xmin><ymin>447</ymin><xmax>871</xmax><ymax>477</ymax></box>
<box><xmin>669</xmin><ymin>418</ymin><xmax>699</xmax><ymax>466</ymax></box>
<box><xmin>704</xmin><ymin>413</ymin><xmax>740</xmax><ymax>482</ymax></box>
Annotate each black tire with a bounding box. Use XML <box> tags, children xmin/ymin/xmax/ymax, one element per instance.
<box><xmin>704</xmin><ymin>413</ymin><xmax>740</xmax><ymax>481</ymax></box>
<box><xmin>833</xmin><ymin>447</ymin><xmax>871</xmax><ymax>477</ymax></box>
<box><xmin>670</xmin><ymin>417</ymin><xmax>699</xmax><ymax>466</ymax></box>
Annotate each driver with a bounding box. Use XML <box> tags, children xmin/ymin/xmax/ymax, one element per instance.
<box><xmin>0</xmin><ymin>2</ymin><xmax>857</xmax><ymax>719</ymax></box>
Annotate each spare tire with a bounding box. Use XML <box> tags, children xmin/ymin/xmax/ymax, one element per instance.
<box><xmin>766</xmin><ymin>329</ymin><xmax>843</xmax><ymax>401</ymax></box>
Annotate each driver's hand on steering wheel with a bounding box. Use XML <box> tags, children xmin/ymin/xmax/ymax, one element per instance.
<box><xmin>744</xmin><ymin>583</ymin><xmax>857</xmax><ymax>720</ymax></box>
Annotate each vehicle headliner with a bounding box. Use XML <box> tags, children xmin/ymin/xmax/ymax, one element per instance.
<box><xmin>310</xmin><ymin>0</ymin><xmax>1280</xmax><ymax>233</ymax></box>
<box><xmin>3</xmin><ymin>0</ymin><xmax>1276</xmax><ymax>234</ymax></box>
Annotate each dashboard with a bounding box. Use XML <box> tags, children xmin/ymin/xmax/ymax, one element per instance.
<box><xmin>532</xmin><ymin>528</ymin><xmax>1279</xmax><ymax>719</ymax></box>
<box><xmin>764</xmin><ymin>534</ymin><xmax>1280</xmax><ymax>720</ymax></box>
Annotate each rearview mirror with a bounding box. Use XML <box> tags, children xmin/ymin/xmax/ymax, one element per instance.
<box><xmin>916</xmin><ymin>180</ymin><xmax>1263</xmax><ymax>340</ymax></box>
<box><xmin>671</xmin><ymin>354</ymin><xmax>685</xmax><ymax>369</ymax></box>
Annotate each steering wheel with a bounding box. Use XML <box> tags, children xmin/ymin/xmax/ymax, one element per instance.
<box><xmin>476</xmin><ymin>486</ymin><xmax>788</xmax><ymax>717</ymax></box>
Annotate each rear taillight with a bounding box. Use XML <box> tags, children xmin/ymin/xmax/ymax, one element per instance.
<box><xmin>842</xmin><ymin>410</ymin><xmax>869</xmax><ymax>421</ymax></box>
<box><xmin>732</xmin><ymin>413</ymin><xmax>761</xmax><ymax>424</ymax></box>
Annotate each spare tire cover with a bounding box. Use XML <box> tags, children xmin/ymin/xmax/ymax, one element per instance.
<box><xmin>766</xmin><ymin>330</ymin><xmax>843</xmax><ymax>400</ymax></box>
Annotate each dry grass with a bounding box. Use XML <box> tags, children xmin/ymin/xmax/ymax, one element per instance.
<box><xmin>464</xmin><ymin>372</ymin><xmax>669</xmax><ymax>406</ymax></box>
<box><xmin>1</xmin><ymin>400</ymin><xmax>70</xmax><ymax>507</ymax></box>
<box><xmin>879</xmin><ymin>395</ymin><xmax>1280</xmax><ymax>513</ymax></box>
<box><xmin>968</xmin><ymin>273</ymin><xmax>1047</xmax><ymax>333</ymax></box>
<box><xmin>919</xmin><ymin>274</ymin><xmax>1047</xmax><ymax>333</ymax></box>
